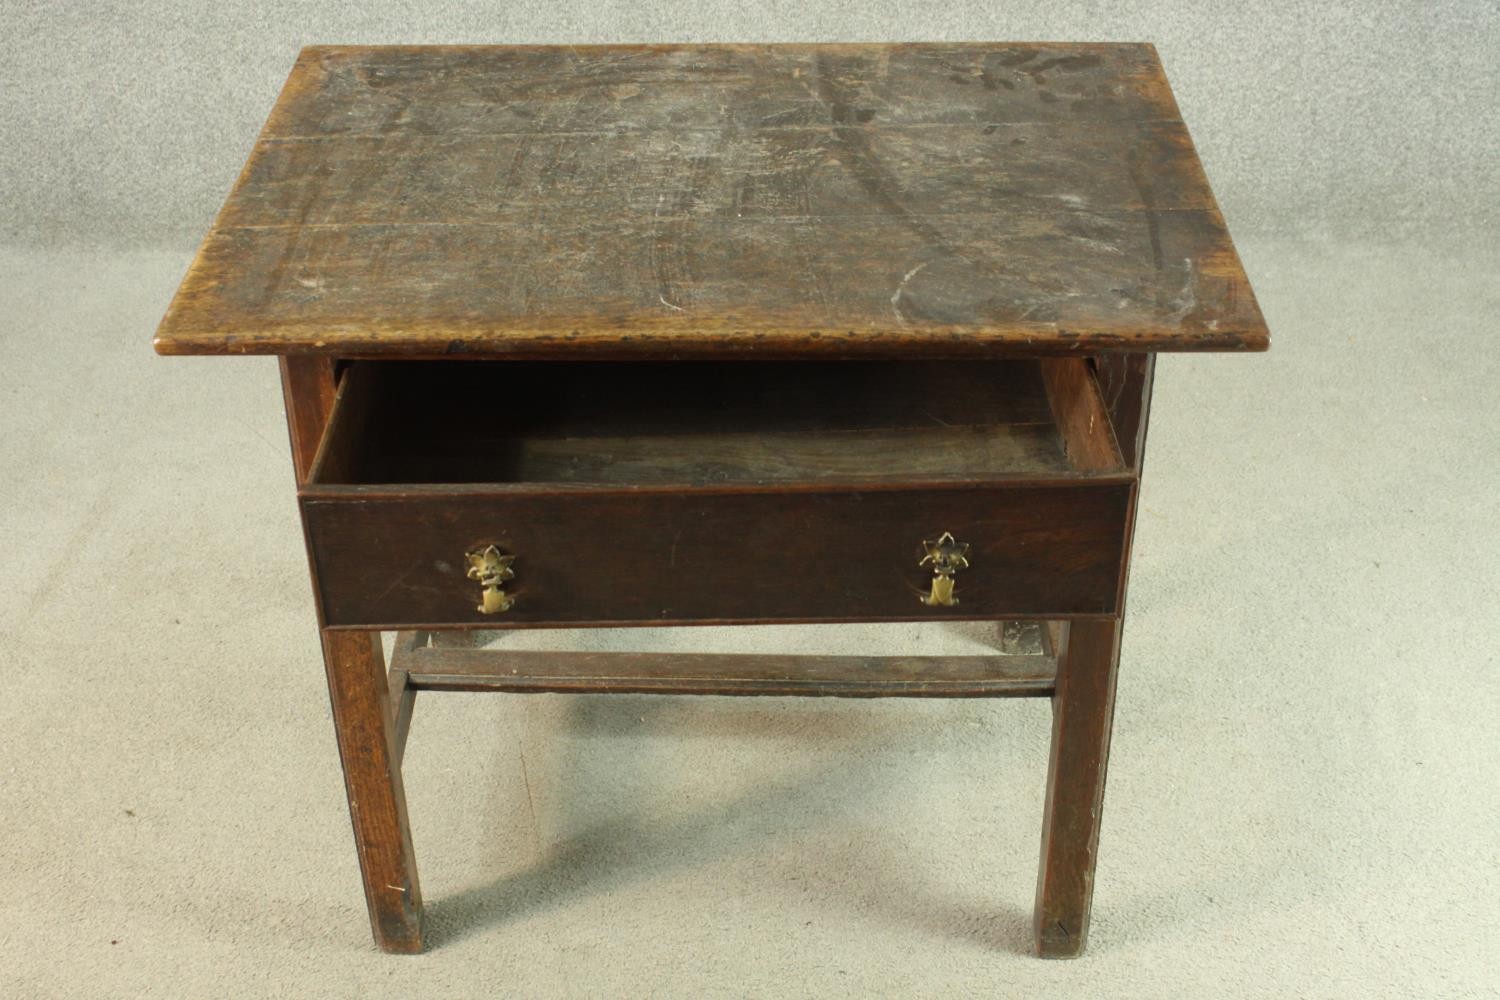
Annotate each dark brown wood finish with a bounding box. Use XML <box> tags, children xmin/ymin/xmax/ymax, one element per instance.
<box><xmin>387</xmin><ymin>630</ymin><xmax>1056</xmax><ymax>698</ymax></box>
<box><xmin>285</xmin><ymin>362</ymin><xmax>425</xmax><ymax>953</ymax></box>
<box><xmin>388</xmin><ymin>639</ymin><xmax>418</xmax><ymax>768</ymax></box>
<box><xmin>154</xmin><ymin>43</ymin><xmax>1268</xmax><ymax>359</ymax></box>
<box><xmin>1039</xmin><ymin>358</ymin><xmax>1124</xmax><ymax>472</ymax></box>
<box><xmin>299</xmin><ymin>357</ymin><xmax>1133</xmax><ymax>628</ymax></box>
<box><xmin>279</xmin><ymin>356</ymin><xmax>337</xmax><ymax>483</ymax></box>
<box><xmin>319</xmin><ymin>629</ymin><xmax>423</xmax><ymax>953</ymax></box>
<box><xmin>1034</xmin><ymin>617</ymin><xmax>1122</xmax><ymax>957</ymax></box>
<box><xmin>1093</xmin><ymin>353</ymin><xmax>1156</xmax><ymax>469</ymax></box>
<box><xmin>302</xmin><ymin>484</ymin><xmax>1130</xmax><ymax>628</ymax></box>
<box><xmin>310</xmin><ymin>359</ymin><xmax>1077</xmax><ymax>487</ymax></box>
<box><xmin>163</xmin><ymin>41</ymin><xmax>1262</xmax><ymax>958</ymax></box>
<box><xmin>1033</xmin><ymin>352</ymin><xmax>1154</xmax><ymax>957</ymax></box>
<box><xmin>1031</xmin><ymin>351</ymin><xmax>1155</xmax><ymax>957</ymax></box>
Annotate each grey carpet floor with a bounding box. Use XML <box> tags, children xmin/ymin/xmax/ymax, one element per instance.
<box><xmin>1</xmin><ymin>238</ymin><xmax>1496</xmax><ymax>997</ymax></box>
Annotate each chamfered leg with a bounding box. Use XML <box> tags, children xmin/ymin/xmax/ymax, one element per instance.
<box><xmin>1034</xmin><ymin>617</ymin><xmax>1122</xmax><ymax>958</ymax></box>
<box><xmin>320</xmin><ymin>628</ymin><xmax>424</xmax><ymax>953</ymax></box>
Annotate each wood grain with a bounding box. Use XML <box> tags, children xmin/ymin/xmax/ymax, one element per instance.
<box><xmin>310</xmin><ymin>359</ymin><xmax>1073</xmax><ymax>486</ymax></box>
<box><xmin>387</xmin><ymin>632</ymin><xmax>419</xmax><ymax>767</ymax></box>
<box><xmin>387</xmin><ymin>630</ymin><xmax>1058</xmax><ymax>698</ymax></box>
<box><xmin>1039</xmin><ymin>358</ymin><xmax>1123</xmax><ymax>471</ymax></box>
<box><xmin>154</xmin><ymin>43</ymin><xmax>1268</xmax><ymax>358</ymax></box>
<box><xmin>1029</xmin><ymin>351</ymin><xmax>1153</xmax><ymax>955</ymax></box>
<box><xmin>301</xmin><ymin>484</ymin><xmax>1131</xmax><ymax>628</ymax></box>
<box><xmin>1034</xmin><ymin>617</ymin><xmax>1122</xmax><ymax>958</ymax></box>
<box><xmin>1092</xmin><ymin>353</ymin><xmax>1155</xmax><ymax>469</ymax></box>
<box><xmin>278</xmin><ymin>356</ymin><xmax>337</xmax><ymax>483</ymax></box>
<box><xmin>263</xmin><ymin>44</ymin><xmax>1187</xmax><ymax>138</ymax></box>
<box><xmin>319</xmin><ymin>629</ymin><xmax>423</xmax><ymax>953</ymax></box>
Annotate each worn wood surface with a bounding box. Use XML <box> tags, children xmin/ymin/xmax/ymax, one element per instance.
<box><xmin>1034</xmin><ymin>617</ymin><xmax>1122</xmax><ymax>957</ymax></box>
<box><xmin>1040</xmin><ymin>358</ymin><xmax>1123</xmax><ymax>471</ymax></box>
<box><xmin>278</xmin><ymin>356</ymin><xmax>337</xmax><ymax>483</ymax></box>
<box><xmin>1093</xmin><ymin>353</ymin><xmax>1155</xmax><ymax>469</ymax></box>
<box><xmin>387</xmin><ymin>630</ymin><xmax>1056</xmax><ymax>698</ymax></box>
<box><xmin>319</xmin><ymin>629</ymin><xmax>423</xmax><ymax>953</ymax></box>
<box><xmin>387</xmin><ymin>634</ymin><xmax>418</xmax><ymax>767</ymax></box>
<box><xmin>302</xmin><ymin>484</ymin><xmax>1130</xmax><ymax>628</ymax></box>
<box><xmin>1030</xmin><ymin>353</ymin><xmax>1153</xmax><ymax>955</ymax></box>
<box><xmin>155</xmin><ymin>43</ymin><xmax>1267</xmax><ymax>358</ymax></box>
<box><xmin>312</xmin><ymin>359</ymin><xmax>1077</xmax><ymax>486</ymax></box>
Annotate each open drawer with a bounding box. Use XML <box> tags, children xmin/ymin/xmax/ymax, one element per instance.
<box><xmin>301</xmin><ymin>360</ymin><xmax>1134</xmax><ymax>628</ymax></box>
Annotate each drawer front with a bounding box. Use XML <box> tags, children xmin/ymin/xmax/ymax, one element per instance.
<box><xmin>302</xmin><ymin>484</ymin><xmax>1130</xmax><ymax>628</ymax></box>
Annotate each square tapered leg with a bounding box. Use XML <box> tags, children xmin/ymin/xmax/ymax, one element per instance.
<box><xmin>320</xmin><ymin>629</ymin><xmax>424</xmax><ymax>953</ymax></box>
<box><xmin>1034</xmin><ymin>618</ymin><xmax>1122</xmax><ymax>957</ymax></box>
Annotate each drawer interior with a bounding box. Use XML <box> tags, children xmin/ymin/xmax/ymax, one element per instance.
<box><xmin>309</xmin><ymin>359</ymin><xmax>1109</xmax><ymax>486</ymax></box>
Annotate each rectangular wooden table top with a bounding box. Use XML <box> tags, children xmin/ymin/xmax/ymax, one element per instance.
<box><xmin>154</xmin><ymin>42</ymin><xmax>1268</xmax><ymax>359</ymax></box>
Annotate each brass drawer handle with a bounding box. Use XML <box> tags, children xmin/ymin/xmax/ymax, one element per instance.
<box><xmin>919</xmin><ymin>531</ymin><xmax>969</xmax><ymax>607</ymax></box>
<box><xmin>465</xmin><ymin>544</ymin><xmax>516</xmax><ymax>614</ymax></box>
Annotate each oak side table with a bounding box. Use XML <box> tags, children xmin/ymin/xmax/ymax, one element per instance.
<box><xmin>155</xmin><ymin>43</ymin><xmax>1267</xmax><ymax>956</ymax></box>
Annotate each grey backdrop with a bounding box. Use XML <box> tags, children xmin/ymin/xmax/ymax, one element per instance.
<box><xmin>3</xmin><ymin>1</ymin><xmax>1498</xmax><ymax>249</ymax></box>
